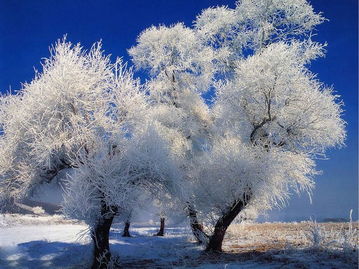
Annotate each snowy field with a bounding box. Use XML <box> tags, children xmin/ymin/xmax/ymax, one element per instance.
<box><xmin>0</xmin><ymin>214</ymin><xmax>357</xmax><ymax>269</ymax></box>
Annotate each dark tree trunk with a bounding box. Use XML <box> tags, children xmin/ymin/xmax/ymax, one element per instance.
<box><xmin>187</xmin><ymin>203</ymin><xmax>209</xmax><ymax>244</ymax></box>
<box><xmin>155</xmin><ymin>217</ymin><xmax>165</xmax><ymax>236</ymax></box>
<box><xmin>205</xmin><ymin>199</ymin><xmax>246</xmax><ymax>252</ymax></box>
<box><xmin>91</xmin><ymin>203</ymin><xmax>116</xmax><ymax>269</ymax></box>
<box><xmin>122</xmin><ymin>221</ymin><xmax>131</xmax><ymax>237</ymax></box>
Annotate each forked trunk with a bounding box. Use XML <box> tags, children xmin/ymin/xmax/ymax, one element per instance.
<box><xmin>187</xmin><ymin>203</ymin><xmax>209</xmax><ymax>244</ymax></box>
<box><xmin>91</xmin><ymin>203</ymin><xmax>116</xmax><ymax>269</ymax></box>
<box><xmin>122</xmin><ymin>221</ymin><xmax>131</xmax><ymax>237</ymax></box>
<box><xmin>205</xmin><ymin>199</ymin><xmax>246</xmax><ymax>252</ymax></box>
<box><xmin>155</xmin><ymin>217</ymin><xmax>165</xmax><ymax>236</ymax></box>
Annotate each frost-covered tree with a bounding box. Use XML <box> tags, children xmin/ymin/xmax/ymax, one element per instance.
<box><xmin>0</xmin><ymin>39</ymin><xmax>118</xmax><ymax>204</ymax></box>
<box><xmin>0</xmin><ymin>39</ymin><xmax>181</xmax><ymax>268</ymax></box>
<box><xmin>129</xmin><ymin>22</ymin><xmax>216</xmax><ymax>241</ymax></box>
<box><xmin>151</xmin><ymin>188</ymin><xmax>187</xmax><ymax>236</ymax></box>
<box><xmin>194</xmin><ymin>0</ymin><xmax>325</xmax><ymax>71</ymax></box>
<box><xmin>130</xmin><ymin>0</ymin><xmax>345</xmax><ymax>252</ymax></box>
<box><xmin>63</xmin><ymin>124</ymin><xmax>182</xmax><ymax>267</ymax></box>
<box><xmin>121</xmin><ymin>209</ymin><xmax>133</xmax><ymax>237</ymax></box>
<box><xmin>184</xmin><ymin>0</ymin><xmax>345</xmax><ymax>252</ymax></box>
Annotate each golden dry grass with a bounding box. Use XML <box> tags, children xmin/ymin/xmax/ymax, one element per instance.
<box><xmin>223</xmin><ymin>221</ymin><xmax>359</xmax><ymax>253</ymax></box>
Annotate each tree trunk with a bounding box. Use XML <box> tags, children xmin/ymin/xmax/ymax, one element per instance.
<box><xmin>206</xmin><ymin>199</ymin><xmax>246</xmax><ymax>252</ymax></box>
<box><xmin>91</xmin><ymin>204</ymin><xmax>116</xmax><ymax>269</ymax></box>
<box><xmin>187</xmin><ymin>203</ymin><xmax>209</xmax><ymax>244</ymax></box>
<box><xmin>155</xmin><ymin>217</ymin><xmax>165</xmax><ymax>236</ymax></box>
<box><xmin>122</xmin><ymin>221</ymin><xmax>131</xmax><ymax>237</ymax></box>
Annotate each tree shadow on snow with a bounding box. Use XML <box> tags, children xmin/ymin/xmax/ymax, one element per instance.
<box><xmin>0</xmin><ymin>240</ymin><xmax>91</xmax><ymax>269</ymax></box>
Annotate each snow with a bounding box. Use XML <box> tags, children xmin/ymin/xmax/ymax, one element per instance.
<box><xmin>0</xmin><ymin>223</ymin><xmax>90</xmax><ymax>268</ymax></box>
<box><xmin>0</xmin><ymin>215</ymin><xmax>357</xmax><ymax>268</ymax></box>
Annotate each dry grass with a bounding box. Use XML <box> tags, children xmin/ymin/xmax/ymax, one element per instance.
<box><xmin>224</xmin><ymin>221</ymin><xmax>359</xmax><ymax>253</ymax></box>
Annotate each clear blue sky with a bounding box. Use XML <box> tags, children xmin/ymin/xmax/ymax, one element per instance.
<box><xmin>0</xmin><ymin>0</ymin><xmax>357</xmax><ymax>221</ymax></box>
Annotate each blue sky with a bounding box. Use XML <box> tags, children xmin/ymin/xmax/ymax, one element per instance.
<box><xmin>0</xmin><ymin>0</ymin><xmax>357</xmax><ymax>221</ymax></box>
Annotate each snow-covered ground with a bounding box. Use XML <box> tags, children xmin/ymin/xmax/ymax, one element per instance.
<box><xmin>0</xmin><ymin>214</ymin><xmax>357</xmax><ymax>268</ymax></box>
